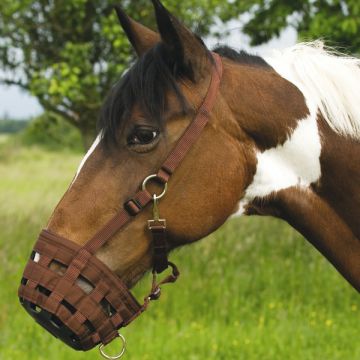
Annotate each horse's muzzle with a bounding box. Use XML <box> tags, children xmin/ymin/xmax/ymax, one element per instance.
<box><xmin>18</xmin><ymin>230</ymin><xmax>145</xmax><ymax>351</ymax></box>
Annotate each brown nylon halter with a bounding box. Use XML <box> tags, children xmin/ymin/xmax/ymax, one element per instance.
<box><xmin>18</xmin><ymin>52</ymin><xmax>223</xmax><ymax>356</ymax></box>
<box><xmin>85</xmin><ymin>52</ymin><xmax>223</xmax><ymax>258</ymax></box>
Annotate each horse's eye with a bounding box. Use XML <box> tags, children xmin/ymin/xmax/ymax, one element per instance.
<box><xmin>127</xmin><ymin>127</ymin><xmax>159</xmax><ymax>146</ymax></box>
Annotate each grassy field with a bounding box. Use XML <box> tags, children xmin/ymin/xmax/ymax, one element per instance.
<box><xmin>0</xmin><ymin>144</ymin><xmax>359</xmax><ymax>360</ymax></box>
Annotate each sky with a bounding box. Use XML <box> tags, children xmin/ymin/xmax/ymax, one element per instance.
<box><xmin>0</xmin><ymin>24</ymin><xmax>297</xmax><ymax>119</ymax></box>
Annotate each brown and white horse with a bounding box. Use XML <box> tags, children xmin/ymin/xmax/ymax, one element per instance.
<box><xmin>46</xmin><ymin>0</ymin><xmax>360</xmax><ymax>301</ymax></box>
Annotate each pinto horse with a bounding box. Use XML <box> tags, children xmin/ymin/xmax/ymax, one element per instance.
<box><xmin>20</xmin><ymin>0</ymin><xmax>360</xmax><ymax>355</ymax></box>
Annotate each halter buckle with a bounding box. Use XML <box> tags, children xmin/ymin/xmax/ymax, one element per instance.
<box><xmin>148</xmin><ymin>286</ymin><xmax>161</xmax><ymax>301</ymax></box>
<box><xmin>148</xmin><ymin>219</ymin><xmax>166</xmax><ymax>230</ymax></box>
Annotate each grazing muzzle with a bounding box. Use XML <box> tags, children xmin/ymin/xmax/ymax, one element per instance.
<box><xmin>18</xmin><ymin>53</ymin><xmax>223</xmax><ymax>357</ymax></box>
<box><xmin>19</xmin><ymin>230</ymin><xmax>144</xmax><ymax>351</ymax></box>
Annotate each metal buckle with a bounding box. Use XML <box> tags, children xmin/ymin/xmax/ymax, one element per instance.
<box><xmin>99</xmin><ymin>333</ymin><xmax>126</xmax><ymax>359</ymax></box>
<box><xmin>142</xmin><ymin>174</ymin><xmax>168</xmax><ymax>200</ymax></box>
<box><xmin>148</xmin><ymin>219</ymin><xmax>166</xmax><ymax>230</ymax></box>
<box><xmin>148</xmin><ymin>286</ymin><xmax>161</xmax><ymax>301</ymax></box>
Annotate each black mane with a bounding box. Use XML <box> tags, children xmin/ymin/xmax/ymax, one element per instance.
<box><xmin>213</xmin><ymin>45</ymin><xmax>271</xmax><ymax>68</ymax></box>
<box><xmin>98</xmin><ymin>43</ymin><xmax>188</xmax><ymax>145</ymax></box>
<box><xmin>99</xmin><ymin>44</ymin><xmax>271</xmax><ymax>145</ymax></box>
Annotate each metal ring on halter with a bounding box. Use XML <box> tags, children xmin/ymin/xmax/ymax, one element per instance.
<box><xmin>142</xmin><ymin>174</ymin><xmax>168</xmax><ymax>200</ymax></box>
<box><xmin>99</xmin><ymin>334</ymin><xmax>126</xmax><ymax>360</ymax></box>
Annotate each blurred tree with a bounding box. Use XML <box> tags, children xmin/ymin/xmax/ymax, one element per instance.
<box><xmin>20</xmin><ymin>112</ymin><xmax>83</xmax><ymax>151</ymax></box>
<box><xmin>0</xmin><ymin>118</ymin><xmax>28</xmax><ymax>133</ymax></box>
<box><xmin>3</xmin><ymin>1</ymin><xmax>357</xmax><ymax>150</ymax></box>
<box><xmin>222</xmin><ymin>0</ymin><xmax>360</xmax><ymax>54</ymax></box>
<box><xmin>0</xmin><ymin>0</ymin><xmax>229</xmax><ymax>149</ymax></box>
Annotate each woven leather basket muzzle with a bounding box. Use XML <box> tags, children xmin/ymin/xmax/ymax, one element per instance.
<box><xmin>18</xmin><ymin>230</ymin><xmax>144</xmax><ymax>351</ymax></box>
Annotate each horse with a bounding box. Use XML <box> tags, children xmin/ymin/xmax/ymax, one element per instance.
<box><xmin>19</xmin><ymin>0</ymin><xmax>360</xmax><ymax>356</ymax></box>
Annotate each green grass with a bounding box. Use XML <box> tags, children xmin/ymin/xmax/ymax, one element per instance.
<box><xmin>0</xmin><ymin>145</ymin><xmax>359</xmax><ymax>360</ymax></box>
<box><xmin>0</xmin><ymin>134</ymin><xmax>9</xmax><ymax>144</ymax></box>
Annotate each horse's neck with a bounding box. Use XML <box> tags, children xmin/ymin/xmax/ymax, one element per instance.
<box><xmin>261</xmin><ymin>187</ymin><xmax>360</xmax><ymax>292</ymax></box>
<box><xmin>314</xmin><ymin>117</ymin><xmax>360</xmax><ymax>239</ymax></box>
<box><xmin>245</xmin><ymin>116</ymin><xmax>360</xmax><ymax>292</ymax></box>
<box><xmin>221</xmin><ymin>60</ymin><xmax>360</xmax><ymax>291</ymax></box>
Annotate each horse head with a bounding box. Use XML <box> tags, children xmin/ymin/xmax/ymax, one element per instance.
<box><xmin>46</xmin><ymin>1</ymin><xmax>259</xmax><ymax>288</ymax></box>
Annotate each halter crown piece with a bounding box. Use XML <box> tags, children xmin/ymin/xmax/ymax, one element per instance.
<box><xmin>18</xmin><ymin>53</ymin><xmax>223</xmax><ymax>359</ymax></box>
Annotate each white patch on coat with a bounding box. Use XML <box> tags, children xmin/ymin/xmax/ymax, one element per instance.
<box><xmin>33</xmin><ymin>252</ymin><xmax>41</xmax><ymax>263</ymax></box>
<box><xmin>265</xmin><ymin>41</ymin><xmax>360</xmax><ymax>139</ymax></box>
<box><xmin>71</xmin><ymin>133</ymin><xmax>102</xmax><ymax>185</ymax></box>
<box><xmin>235</xmin><ymin>114</ymin><xmax>322</xmax><ymax>216</ymax></box>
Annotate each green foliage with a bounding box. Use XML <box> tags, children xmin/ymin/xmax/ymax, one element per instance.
<box><xmin>20</xmin><ymin>113</ymin><xmax>82</xmax><ymax>151</ymax></box>
<box><xmin>0</xmin><ymin>118</ymin><xmax>28</xmax><ymax>133</ymax></box>
<box><xmin>224</xmin><ymin>0</ymin><xmax>360</xmax><ymax>54</ymax></box>
<box><xmin>0</xmin><ymin>146</ymin><xmax>359</xmax><ymax>359</ymax></box>
<box><xmin>0</xmin><ymin>0</ymin><xmax>231</xmax><ymax>148</ymax></box>
<box><xmin>1</xmin><ymin>0</ymin><xmax>359</xmax><ymax>149</ymax></box>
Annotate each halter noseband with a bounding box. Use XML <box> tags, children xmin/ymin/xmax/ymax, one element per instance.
<box><xmin>18</xmin><ymin>53</ymin><xmax>223</xmax><ymax>358</ymax></box>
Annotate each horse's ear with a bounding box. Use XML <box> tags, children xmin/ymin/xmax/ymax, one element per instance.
<box><xmin>115</xmin><ymin>6</ymin><xmax>160</xmax><ymax>56</ymax></box>
<box><xmin>151</xmin><ymin>0</ymin><xmax>210</xmax><ymax>82</ymax></box>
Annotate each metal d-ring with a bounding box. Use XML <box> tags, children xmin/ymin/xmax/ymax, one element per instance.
<box><xmin>99</xmin><ymin>333</ymin><xmax>126</xmax><ymax>360</ymax></box>
<box><xmin>142</xmin><ymin>174</ymin><xmax>168</xmax><ymax>200</ymax></box>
